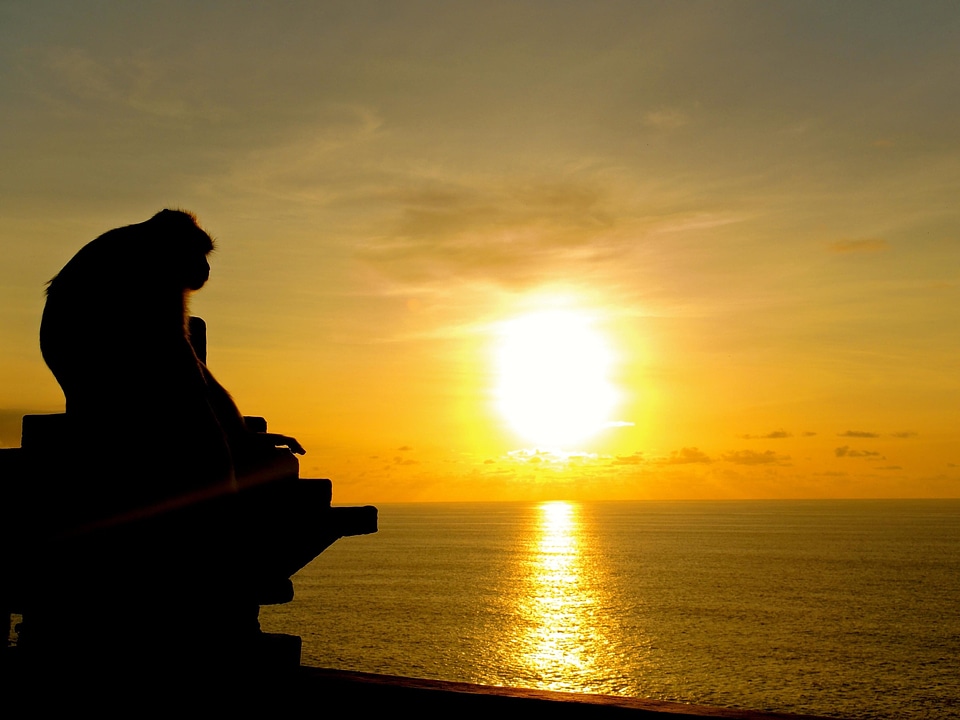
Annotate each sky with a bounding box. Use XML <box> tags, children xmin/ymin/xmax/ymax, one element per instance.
<box><xmin>2</xmin><ymin>1</ymin><xmax>959</xmax><ymax>502</ymax></box>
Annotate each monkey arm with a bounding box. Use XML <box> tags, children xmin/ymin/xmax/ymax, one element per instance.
<box><xmin>199</xmin><ymin>364</ymin><xmax>247</xmax><ymax>441</ymax></box>
<box><xmin>199</xmin><ymin>363</ymin><xmax>306</xmax><ymax>459</ymax></box>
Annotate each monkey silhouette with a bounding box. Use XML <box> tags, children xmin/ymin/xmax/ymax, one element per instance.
<box><xmin>40</xmin><ymin>209</ymin><xmax>303</xmax><ymax>518</ymax></box>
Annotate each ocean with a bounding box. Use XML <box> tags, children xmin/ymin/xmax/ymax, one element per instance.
<box><xmin>260</xmin><ymin>500</ymin><xmax>960</xmax><ymax>719</ymax></box>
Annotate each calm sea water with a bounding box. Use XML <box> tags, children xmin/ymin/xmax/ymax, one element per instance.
<box><xmin>260</xmin><ymin>500</ymin><xmax>960</xmax><ymax>719</ymax></box>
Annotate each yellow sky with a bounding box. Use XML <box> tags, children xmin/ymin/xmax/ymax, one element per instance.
<box><xmin>2</xmin><ymin>2</ymin><xmax>959</xmax><ymax>501</ymax></box>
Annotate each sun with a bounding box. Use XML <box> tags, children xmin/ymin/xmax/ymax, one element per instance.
<box><xmin>494</xmin><ymin>309</ymin><xmax>619</xmax><ymax>449</ymax></box>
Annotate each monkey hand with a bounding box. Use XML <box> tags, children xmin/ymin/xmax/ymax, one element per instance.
<box><xmin>258</xmin><ymin>432</ymin><xmax>306</xmax><ymax>455</ymax></box>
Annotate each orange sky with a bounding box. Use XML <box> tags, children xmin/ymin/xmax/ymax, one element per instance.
<box><xmin>2</xmin><ymin>2</ymin><xmax>959</xmax><ymax>502</ymax></box>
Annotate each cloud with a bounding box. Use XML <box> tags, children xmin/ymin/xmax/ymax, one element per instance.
<box><xmin>37</xmin><ymin>46</ymin><xmax>224</xmax><ymax>122</ymax></box>
<box><xmin>722</xmin><ymin>450</ymin><xmax>790</xmax><ymax>466</ymax></box>
<box><xmin>612</xmin><ymin>452</ymin><xmax>644</xmax><ymax>466</ymax></box>
<box><xmin>505</xmin><ymin>448</ymin><xmax>596</xmax><ymax>466</ymax></box>
<box><xmin>359</xmin><ymin>179</ymin><xmax>621</xmax><ymax>290</ymax></box>
<box><xmin>397</xmin><ymin>445</ymin><xmax>412</xmax><ymax>451</ymax></box>
<box><xmin>890</xmin><ymin>431</ymin><xmax>917</xmax><ymax>438</ymax></box>
<box><xmin>740</xmin><ymin>429</ymin><xmax>791</xmax><ymax>439</ymax></box>
<box><xmin>644</xmin><ymin>108</ymin><xmax>690</xmax><ymax>129</ymax></box>
<box><xmin>653</xmin><ymin>213</ymin><xmax>744</xmax><ymax>235</ymax></box>
<box><xmin>839</xmin><ymin>430</ymin><xmax>880</xmax><ymax>438</ymax></box>
<box><xmin>877</xmin><ymin>465</ymin><xmax>902</xmax><ymax>470</ymax></box>
<box><xmin>802</xmin><ymin>432</ymin><xmax>817</xmax><ymax>437</ymax></box>
<box><xmin>660</xmin><ymin>447</ymin><xmax>712</xmax><ymax>464</ymax></box>
<box><xmin>828</xmin><ymin>239</ymin><xmax>889</xmax><ymax>254</ymax></box>
<box><xmin>835</xmin><ymin>446</ymin><xmax>884</xmax><ymax>458</ymax></box>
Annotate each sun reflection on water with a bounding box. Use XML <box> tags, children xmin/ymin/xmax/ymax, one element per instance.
<box><xmin>514</xmin><ymin>501</ymin><xmax>611</xmax><ymax>693</ymax></box>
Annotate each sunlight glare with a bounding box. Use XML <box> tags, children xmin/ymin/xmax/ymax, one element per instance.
<box><xmin>495</xmin><ymin>309</ymin><xmax>619</xmax><ymax>449</ymax></box>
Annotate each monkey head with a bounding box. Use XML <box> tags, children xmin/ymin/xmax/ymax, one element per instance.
<box><xmin>145</xmin><ymin>209</ymin><xmax>215</xmax><ymax>293</ymax></box>
<box><xmin>41</xmin><ymin>209</ymin><xmax>219</xmax><ymax>392</ymax></box>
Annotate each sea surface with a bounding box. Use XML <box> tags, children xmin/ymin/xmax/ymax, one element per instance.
<box><xmin>260</xmin><ymin>500</ymin><xmax>960</xmax><ymax>719</ymax></box>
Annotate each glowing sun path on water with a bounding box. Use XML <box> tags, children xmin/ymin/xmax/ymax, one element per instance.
<box><xmin>515</xmin><ymin>501</ymin><xmax>613</xmax><ymax>693</ymax></box>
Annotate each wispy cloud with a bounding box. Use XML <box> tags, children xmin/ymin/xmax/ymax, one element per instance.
<box><xmin>740</xmin><ymin>429</ymin><xmax>791</xmax><ymax>439</ymax></box>
<box><xmin>644</xmin><ymin>108</ymin><xmax>690</xmax><ymax>130</ymax></box>
<box><xmin>835</xmin><ymin>446</ymin><xmax>884</xmax><ymax>458</ymax></box>
<box><xmin>828</xmin><ymin>239</ymin><xmax>889</xmax><ymax>254</ymax></box>
<box><xmin>722</xmin><ymin>450</ymin><xmax>790</xmax><ymax>466</ymax></box>
<box><xmin>612</xmin><ymin>452</ymin><xmax>644</xmax><ymax>466</ymax></box>
<box><xmin>359</xmin><ymin>178</ymin><xmax>621</xmax><ymax>290</ymax></box>
<box><xmin>839</xmin><ymin>430</ymin><xmax>880</xmax><ymax>438</ymax></box>
<box><xmin>37</xmin><ymin>46</ymin><xmax>222</xmax><ymax>121</ymax></box>
<box><xmin>506</xmin><ymin>448</ymin><xmax>597</xmax><ymax>466</ymax></box>
<box><xmin>660</xmin><ymin>447</ymin><xmax>712</xmax><ymax>465</ymax></box>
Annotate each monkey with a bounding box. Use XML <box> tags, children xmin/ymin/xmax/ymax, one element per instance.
<box><xmin>40</xmin><ymin>209</ymin><xmax>303</xmax><ymax>517</ymax></box>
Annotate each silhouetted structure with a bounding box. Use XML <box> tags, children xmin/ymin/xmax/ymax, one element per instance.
<box><xmin>3</xmin><ymin>211</ymin><xmax>376</xmax><ymax>680</ymax></box>
<box><xmin>2</xmin><ymin>319</ymin><xmax>375</xmax><ymax>678</ymax></box>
